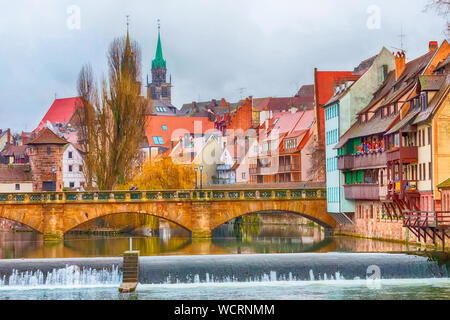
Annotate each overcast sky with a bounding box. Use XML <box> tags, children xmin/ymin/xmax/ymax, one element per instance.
<box><xmin>0</xmin><ymin>0</ymin><xmax>446</xmax><ymax>132</ymax></box>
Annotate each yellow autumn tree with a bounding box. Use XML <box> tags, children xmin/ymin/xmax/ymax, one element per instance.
<box><xmin>118</xmin><ymin>156</ymin><xmax>197</xmax><ymax>190</ymax></box>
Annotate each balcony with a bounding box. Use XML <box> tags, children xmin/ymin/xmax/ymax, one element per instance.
<box><xmin>344</xmin><ymin>184</ymin><xmax>380</xmax><ymax>200</ymax></box>
<box><xmin>278</xmin><ymin>164</ymin><xmax>301</xmax><ymax>173</ymax></box>
<box><xmin>386</xmin><ymin>146</ymin><xmax>418</xmax><ymax>163</ymax></box>
<box><xmin>249</xmin><ymin>167</ymin><xmax>277</xmax><ymax>175</ymax></box>
<box><xmin>338</xmin><ymin>152</ymin><xmax>387</xmax><ymax>171</ymax></box>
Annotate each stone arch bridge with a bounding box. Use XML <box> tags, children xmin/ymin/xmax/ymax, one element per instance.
<box><xmin>0</xmin><ymin>188</ymin><xmax>334</xmax><ymax>241</ymax></box>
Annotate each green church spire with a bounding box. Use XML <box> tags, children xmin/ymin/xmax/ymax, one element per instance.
<box><xmin>152</xmin><ymin>19</ymin><xmax>167</xmax><ymax>70</ymax></box>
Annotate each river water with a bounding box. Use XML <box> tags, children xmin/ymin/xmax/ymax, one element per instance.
<box><xmin>0</xmin><ymin>223</ymin><xmax>449</xmax><ymax>300</ymax></box>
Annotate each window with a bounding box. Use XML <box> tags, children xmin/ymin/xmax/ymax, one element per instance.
<box><xmin>69</xmin><ymin>182</ymin><xmax>75</xmax><ymax>188</ymax></box>
<box><xmin>429</xmin><ymin>162</ymin><xmax>432</xmax><ymax>180</ymax></box>
<box><xmin>242</xmin><ymin>172</ymin><xmax>246</xmax><ymax>180</ymax></box>
<box><xmin>68</xmin><ymin>151</ymin><xmax>73</xmax><ymax>159</ymax></box>
<box><xmin>15</xmin><ymin>184</ymin><xmax>20</xmax><ymax>191</ymax></box>
<box><xmin>418</xmin><ymin>130</ymin><xmax>422</xmax><ymax>147</ymax></box>
<box><xmin>69</xmin><ymin>165</ymin><xmax>73</xmax><ymax>172</ymax></box>
<box><xmin>47</xmin><ymin>147</ymin><xmax>51</xmax><ymax>155</ymax></box>
<box><xmin>152</xmin><ymin>136</ymin><xmax>164</xmax><ymax>145</ymax></box>
<box><xmin>422</xmin><ymin>129</ymin><xmax>425</xmax><ymax>146</ymax></box>
<box><xmin>79</xmin><ymin>165</ymin><xmax>83</xmax><ymax>172</ymax></box>
<box><xmin>428</xmin><ymin>127</ymin><xmax>431</xmax><ymax>145</ymax></box>
<box><xmin>162</xmin><ymin>125</ymin><xmax>167</xmax><ymax>131</ymax></box>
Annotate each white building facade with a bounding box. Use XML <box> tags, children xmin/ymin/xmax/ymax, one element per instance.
<box><xmin>63</xmin><ymin>144</ymin><xmax>86</xmax><ymax>190</ymax></box>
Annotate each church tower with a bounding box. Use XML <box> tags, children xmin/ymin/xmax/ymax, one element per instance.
<box><xmin>147</xmin><ymin>20</ymin><xmax>172</xmax><ymax>103</ymax></box>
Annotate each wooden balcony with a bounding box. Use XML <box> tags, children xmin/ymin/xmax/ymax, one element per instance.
<box><xmin>278</xmin><ymin>164</ymin><xmax>301</xmax><ymax>173</ymax></box>
<box><xmin>386</xmin><ymin>146</ymin><xmax>418</xmax><ymax>163</ymax></box>
<box><xmin>338</xmin><ymin>152</ymin><xmax>387</xmax><ymax>171</ymax></box>
<box><xmin>344</xmin><ymin>184</ymin><xmax>380</xmax><ymax>200</ymax></box>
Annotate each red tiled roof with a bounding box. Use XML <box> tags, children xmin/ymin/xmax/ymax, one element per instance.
<box><xmin>35</xmin><ymin>97</ymin><xmax>83</xmax><ymax>132</ymax></box>
<box><xmin>0</xmin><ymin>164</ymin><xmax>32</xmax><ymax>182</ymax></box>
<box><xmin>253</xmin><ymin>96</ymin><xmax>315</xmax><ymax>112</ymax></box>
<box><xmin>27</xmin><ymin>128</ymin><xmax>68</xmax><ymax>145</ymax></box>
<box><xmin>295</xmin><ymin>84</ymin><xmax>314</xmax><ymax>98</ymax></box>
<box><xmin>144</xmin><ymin>115</ymin><xmax>215</xmax><ymax>150</ymax></box>
<box><xmin>0</xmin><ymin>145</ymin><xmax>27</xmax><ymax>156</ymax></box>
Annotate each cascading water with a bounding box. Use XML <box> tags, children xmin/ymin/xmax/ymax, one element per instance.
<box><xmin>0</xmin><ymin>265</ymin><xmax>122</xmax><ymax>288</ymax></box>
<box><xmin>0</xmin><ymin>258</ymin><xmax>123</xmax><ymax>288</ymax></box>
<box><xmin>0</xmin><ymin>253</ymin><xmax>448</xmax><ymax>289</ymax></box>
<box><xmin>137</xmin><ymin>253</ymin><xmax>449</xmax><ymax>285</ymax></box>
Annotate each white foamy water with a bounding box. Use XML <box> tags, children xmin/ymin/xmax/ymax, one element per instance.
<box><xmin>157</xmin><ymin>269</ymin><xmax>347</xmax><ymax>285</ymax></box>
<box><xmin>0</xmin><ymin>265</ymin><xmax>122</xmax><ymax>289</ymax></box>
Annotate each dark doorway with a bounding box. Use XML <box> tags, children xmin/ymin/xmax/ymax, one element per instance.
<box><xmin>42</xmin><ymin>181</ymin><xmax>56</xmax><ymax>192</ymax></box>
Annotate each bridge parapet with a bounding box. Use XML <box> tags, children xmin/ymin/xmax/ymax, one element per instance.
<box><xmin>0</xmin><ymin>188</ymin><xmax>327</xmax><ymax>205</ymax></box>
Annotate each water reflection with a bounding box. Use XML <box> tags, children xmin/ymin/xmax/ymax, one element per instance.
<box><xmin>0</xmin><ymin>223</ymin><xmax>423</xmax><ymax>260</ymax></box>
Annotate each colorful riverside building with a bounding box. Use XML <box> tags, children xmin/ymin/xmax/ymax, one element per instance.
<box><xmin>333</xmin><ymin>41</ymin><xmax>449</xmax><ymax>244</ymax></box>
<box><xmin>248</xmin><ymin>109</ymin><xmax>316</xmax><ymax>184</ymax></box>
<box><xmin>323</xmin><ymin>48</ymin><xmax>396</xmax><ymax>224</ymax></box>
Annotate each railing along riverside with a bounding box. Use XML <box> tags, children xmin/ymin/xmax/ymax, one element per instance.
<box><xmin>403</xmin><ymin>211</ymin><xmax>450</xmax><ymax>229</ymax></box>
<box><xmin>0</xmin><ymin>188</ymin><xmax>327</xmax><ymax>204</ymax></box>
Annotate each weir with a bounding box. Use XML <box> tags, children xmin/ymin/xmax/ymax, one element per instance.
<box><xmin>0</xmin><ymin>253</ymin><xmax>448</xmax><ymax>288</ymax></box>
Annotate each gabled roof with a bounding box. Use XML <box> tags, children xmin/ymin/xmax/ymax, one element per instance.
<box><xmin>358</xmin><ymin>51</ymin><xmax>436</xmax><ymax>116</ymax></box>
<box><xmin>27</xmin><ymin>128</ymin><xmax>68</xmax><ymax>145</ymax></box>
<box><xmin>36</xmin><ymin>97</ymin><xmax>83</xmax><ymax>132</ymax></box>
<box><xmin>438</xmin><ymin>178</ymin><xmax>450</xmax><ymax>189</ymax></box>
<box><xmin>0</xmin><ymin>145</ymin><xmax>27</xmax><ymax>156</ymax></box>
<box><xmin>434</xmin><ymin>54</ymin><xmax>450</xmax><ymax>72</ymax></box>
<box><xmin>414</xmin><ymin>74</ymin><xmax>450</xmax><ymax>124</ymax></box>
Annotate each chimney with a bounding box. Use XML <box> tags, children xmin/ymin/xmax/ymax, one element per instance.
<box><xmin>429</xmin><ymin>41</ymin><xmax>438</xmax><ymax>52</ymax></box>
<box><xmin>395</xmin><ymin>51</ymin><xmax>406</xmax><ymax>80</ymax></box>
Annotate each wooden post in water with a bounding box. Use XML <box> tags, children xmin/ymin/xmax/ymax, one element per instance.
<box><xmin>119</xmin><ymin>250</ymin><xmax>139</xmax><ymax>293</ymax></box>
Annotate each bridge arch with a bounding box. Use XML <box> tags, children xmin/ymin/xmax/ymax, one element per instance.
<box><xmin>64</xmin><ymin>211</ymin><xmax>191</xmax><ymax>234</ymax></box>
<box><xmin>207</xmin><ymin>199</ymin><xmax>335</xmax><ymax>233</ymax></box>
<box><xmin>212</xmin><ymin>210</ymin><xmax>334</xmax><ymax>232</ymax></box>
<box><xmin>62</xmin><ymin>203</ymin><xmax>195</xmax><ymax>234</ymax></box>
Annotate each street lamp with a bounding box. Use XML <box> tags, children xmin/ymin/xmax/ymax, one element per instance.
<box><xmin>194</xmin><ymin>166</ymin><xmax>198</xmax><ymax>190</ymax></box>
<box><xmin>200</xmin><ymin>164</ymin><xmax>204</xmax><ymax>190</ymax></box>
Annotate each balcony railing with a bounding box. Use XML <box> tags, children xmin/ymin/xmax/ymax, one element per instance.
<box><xmin>344</xmin><ymin>184</ymin><xmax>380</xmax><ymax>200</ymax></box>
<box><xmin>386</xmin><ymin>146</ymin><xmax>418</xmax><ymax>163</ymax></box>
<box><xmin>278</xmin><ymin>164</ymin><xmax>301</xmax><ymax>173</ymax></box>
<box><xmin>338</xmin><ymin>152</ymin><xmax>387</xmax><ymax>171</ymax></box>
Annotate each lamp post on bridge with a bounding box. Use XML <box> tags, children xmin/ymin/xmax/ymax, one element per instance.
<box><xmin>200</xmin><ymin>164</ymin><xmax>203</xmax><ymax>190</ymax></box>
<box><xmin>194</xmin><ymin>166</ymin><xmax>198</xmax><ymax>190</ymax></box>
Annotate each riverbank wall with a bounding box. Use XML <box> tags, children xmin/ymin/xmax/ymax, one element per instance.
<box><xmin>337</xmin><ymin>215</ymin><xmax>449</xmax><ymax>250</ymax></box>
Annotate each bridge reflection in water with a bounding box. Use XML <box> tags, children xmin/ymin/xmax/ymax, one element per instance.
<box><xmin>0</xmin><ymin>221</ymin><xmax>420</xmax><ymax>260</ymax></box>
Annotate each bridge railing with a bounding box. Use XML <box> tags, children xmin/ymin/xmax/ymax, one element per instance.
<box><xmin>0</xmin><ymin>188</ymin><xmax>326</xmax><ymax>204</ymax></box>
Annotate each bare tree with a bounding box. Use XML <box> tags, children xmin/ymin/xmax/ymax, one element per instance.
<box><xmin>308</xmin><ymin>145</ymin><xmax>326</xmax><ymax>182</ymax></box>
<box><xmin>425</xmin><ymin>0</ymin><xmax>450</xmax><ymax>39</ymax></box>
<box><xmin>76</xmin><ymin>35</ymin><xmax>147</xmax><ymax>190</ymax></box>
